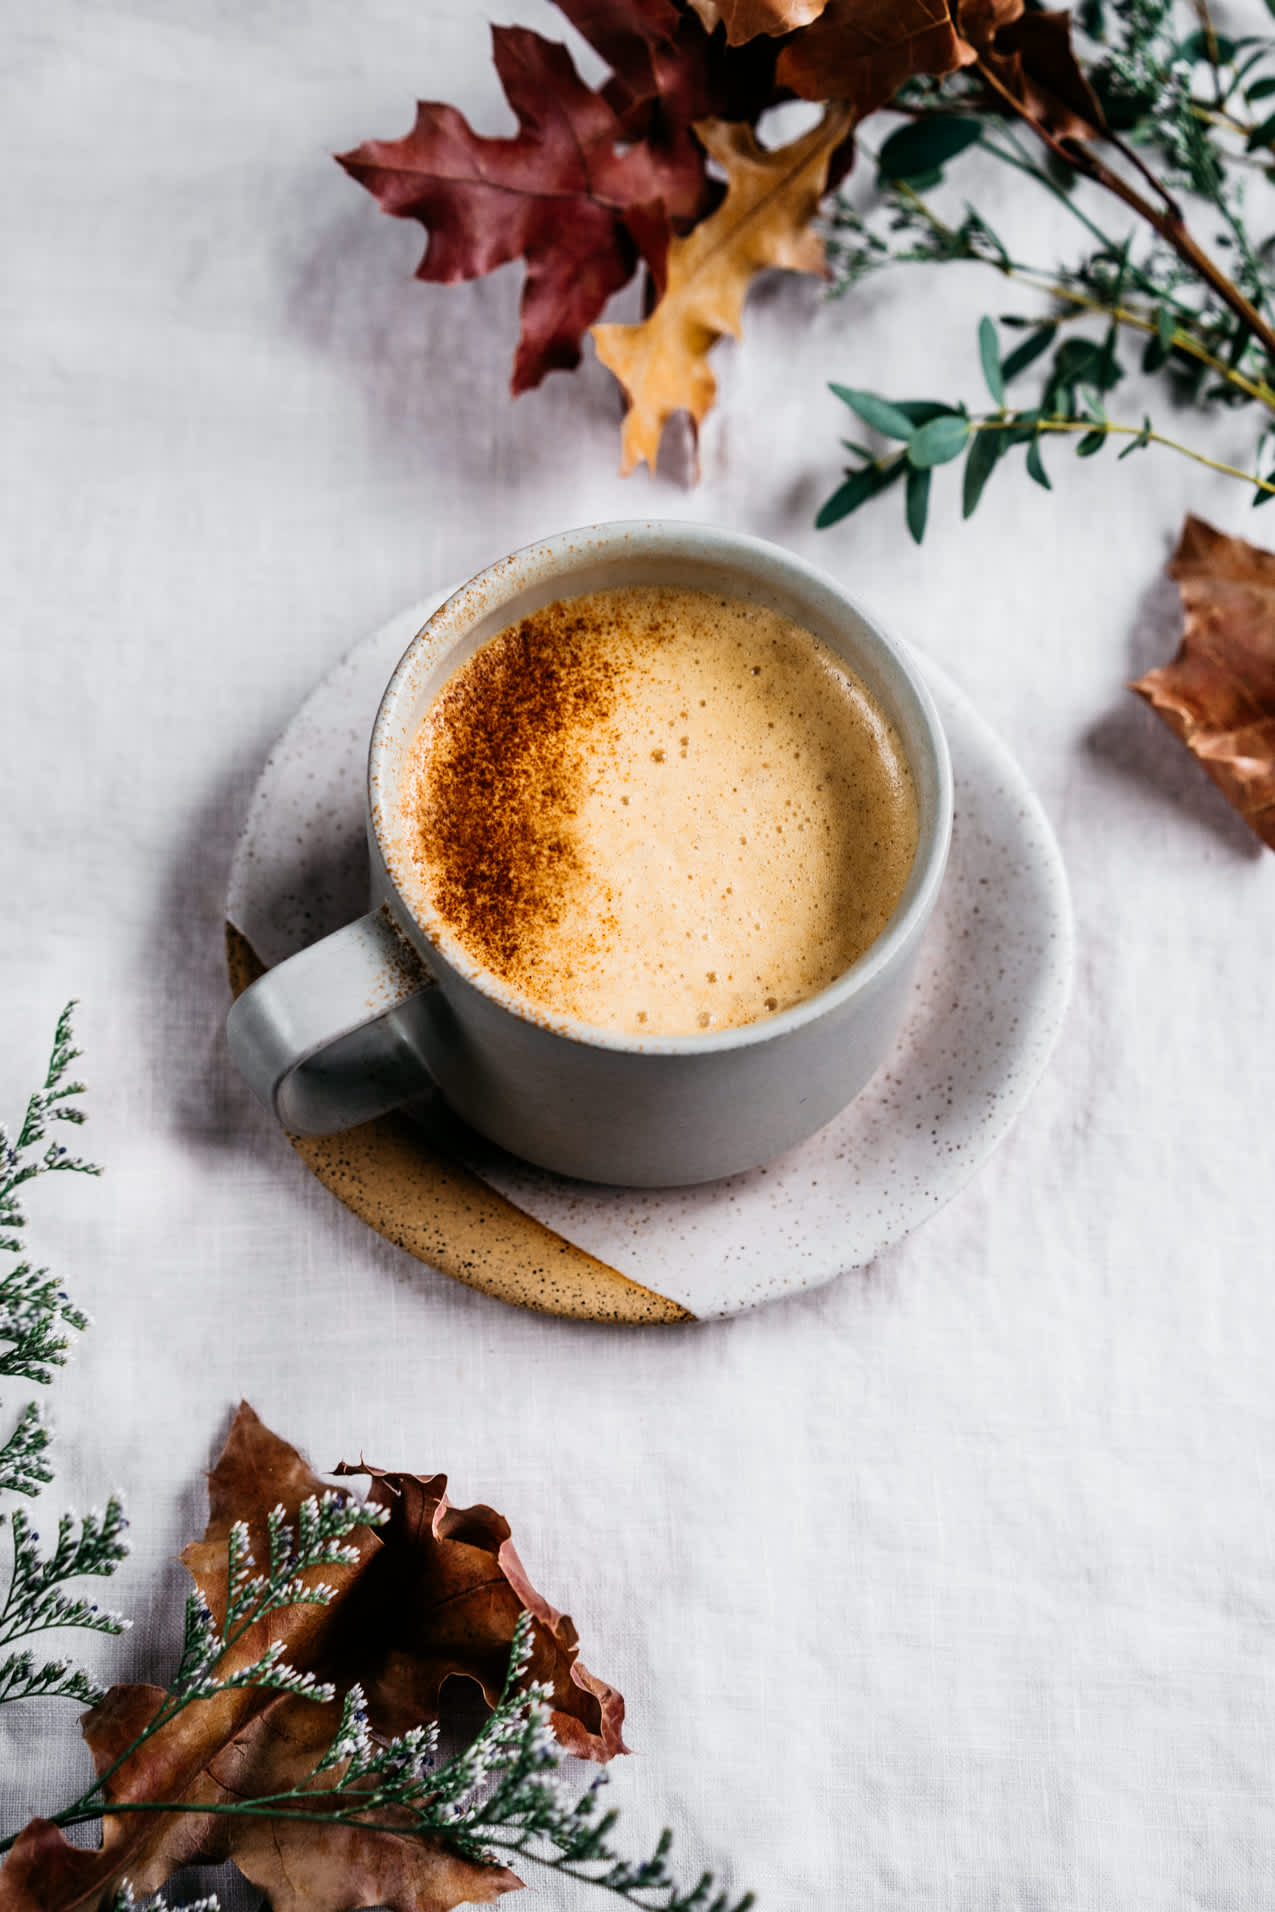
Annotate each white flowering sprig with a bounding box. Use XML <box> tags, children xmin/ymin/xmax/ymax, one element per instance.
<box><xmin>0</xmin><ymin>1016</ymin><xmax>754</xmax><ymax>1909</ymax></box>
<box><xmin>0</xmin><ymin>1003</ymin><xmax>99</xmax><ymax>1478</ymax></box>
<box><xmin>12</xmin><ymin>1573</ymin><xmax>754</xmax><ymax>1912</ymax></box>
<box><xmin>439</xmin><ymin>1618</ymin><xmax>756</xmax><ymax>1912</ymax></box>
<box><xmin>59</xmin><ymin>1488</ymin><xmax>388</xmax><ymax>1818</ymax></box>
<box><xmin>0</xmin><ymin>1006</ymin><xmax>129</xmax><ymax>1708</ymax></box>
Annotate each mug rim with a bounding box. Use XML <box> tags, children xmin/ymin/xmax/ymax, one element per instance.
<box><xmin>368</xmin><ymin>519</ymin><xmax>954</xmax><ymax>1058</ymax></box>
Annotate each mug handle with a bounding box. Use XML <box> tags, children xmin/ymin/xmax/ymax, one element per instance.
<box><xmin>226</xmin><ymin>907</ymin><xmax>437</xmax><ymax>1135</ymax></box>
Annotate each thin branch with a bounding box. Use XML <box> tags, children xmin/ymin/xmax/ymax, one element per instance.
<box><xmin>991</xmin><ymin>265</ymin><xmax>1275</xmax><ymax>408</ymax></box>
<box><xmin>976</xmin><ymin>125</ymin><xmax>1124</xmax><ymax>255</ymax></box>
<box><xmin>870</xmin><ymin>175</ymin><xmax>1275</xmax><ymax>412</ymax></box>
<box><xmin>974</xmin><ymin>57</ymin><xmax>1275</xmax><ymax>364</ymax></box>
<box><xmin>972</xmin><ymin>413</ymin><xmax>1275</xmax><ymax>492</ymax></box>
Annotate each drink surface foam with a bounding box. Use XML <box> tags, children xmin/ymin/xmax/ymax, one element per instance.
<box><xmin>398</xmin><ymin>585</ymin><xmax>919</xmax><ymax>1035</ymax></box>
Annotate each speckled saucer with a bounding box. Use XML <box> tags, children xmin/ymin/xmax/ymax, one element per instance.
<box><xmin>226</xmin><ymin>589</ymin><xmax>1073</xmax><ymax>1322</ymax></box>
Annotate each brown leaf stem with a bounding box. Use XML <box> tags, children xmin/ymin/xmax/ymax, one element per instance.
<box><xmin>1100</xmin><ymin>124</ymin><xmax>1185</xmax><ymax>224</ymax></box>
<box><xmin>974</xmin><ymin>56</ymin><xmax>1275</xmax><ymax>368</ymax></box>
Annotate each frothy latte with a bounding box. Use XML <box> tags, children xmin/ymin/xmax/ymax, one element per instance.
<box><xmin>397</xmin><ymin>585</ymin><xmax>919</xmax><ymax>1036</ymax></box>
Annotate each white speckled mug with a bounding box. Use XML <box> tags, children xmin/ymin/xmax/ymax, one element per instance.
<box><xmin>226</xmin><ymin>522</ymin><xmax>953</xmax><ymax>1186</ymax></box>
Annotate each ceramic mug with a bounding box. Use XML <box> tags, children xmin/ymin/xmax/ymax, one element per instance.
<box><xmin>226</xmin><ymin>521</ymin><xmax>953</xmax><ymax>1186</ymax></box>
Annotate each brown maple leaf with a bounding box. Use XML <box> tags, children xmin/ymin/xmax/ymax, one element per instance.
<box><xmin>0</xmin><ymin>1405</ymin><xmax>624</xmax><ymax>1912</ymax></box>
<box><xmin>1132</xmin><ymin>515</ymin><xmax>1275</xmax><ymax>850</ymax></box>
<box><xmin>337</xmin><ymin>25</ymin><xmax>673</xmax><ymax>395</ymax></box>
<box><xmin>592</xmin><ymin>103</ymin><xmax>854</xmax><ymax>473</ymax></box>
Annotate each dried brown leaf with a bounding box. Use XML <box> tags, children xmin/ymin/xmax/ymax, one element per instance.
<box><xmin>592</xmin><ymin>103</ymin><xmax>853</xmax><ymax>473</ymax></box>
<box><xmin>332</xmin><ymin>1461</ymin><xmax>628</xmax><ymax>1760</ymax></box>
<box><xmin>971</xmin><ymin>7</ymin><xmax>1106</xmax><ymax>139</ymax></box>
<box><xmin>337</xmin><ymin>25</ymin><xmax>674</xmax><ymax>395</ymax></box>
<box><xmin>771</xmin><ymin>0</ymin><xmax>1100</xmax><ymax>136</ymax></box>
<box><xmin>776</xmin><ymin>0</ymin><xmax>973</xmax><ymax>111</ymax></box>
<box><xmin>0</xmin><ymin>1405</ymin><xmax>624</xmax><ymax>1912</ymax></box>
<box><xmin>1132</xmin><ymin>515</ymin><xmax>1275</xmax><ymax>849</ymax></box>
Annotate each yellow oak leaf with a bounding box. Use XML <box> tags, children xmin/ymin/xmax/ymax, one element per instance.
<box><xmin>592</xmin><ymin>105</ymin><xmax>854</xmax><ymax>475</ymax></box>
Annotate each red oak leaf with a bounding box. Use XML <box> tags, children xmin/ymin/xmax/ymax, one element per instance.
<box><xmin>337</xmin><ymin>25</ymin><xmax>673</xmax><ymax>394</ymax></box>
<box><xmin>556</xmin><ymin>0</ymin><xmax>780</xmax><ymax>227</ymax></box>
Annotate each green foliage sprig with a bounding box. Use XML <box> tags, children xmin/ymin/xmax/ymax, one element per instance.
<box><xmin>819</xmin><ymin>0</ymin><xmax>1275</xmax><ymax>539</ymax></box>
<box><xmin>0</xmin><ymin>1015</ymin><xmax>752</xmax><ymax>1912</ymax></box>
<box><xmin>11</xmin><ymin>1502</ymin><xmax>752</xmax><ymax>1912</ymax></box>
<box><xmin>0</xmin><ymin>1006</ymin><xmax>129</xmax><ymax>1709</ymax></box>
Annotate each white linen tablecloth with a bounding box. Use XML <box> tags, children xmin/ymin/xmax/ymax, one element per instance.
<box><xmin>2</xmin><ymin>4</ymin><xmax>1273</xmax><ymax>1906</ymax></box>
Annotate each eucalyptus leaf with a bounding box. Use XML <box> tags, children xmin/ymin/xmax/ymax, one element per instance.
<box><xmin>961</xmin><ymin>430</ymin><xmax>1005</xmax><ymax>519</ymax></box>
<box><xmin>1247</xmin><ymin>108</ymin><xmax>1275</xmax><ymax>151</ymax></box>
<box><xmin>905</xmin><ymin>465</ymin><xmax>931</xmax><ymax>544</ymax></box>
<box><xmin>877</xmin><ymin>115</ymin><xmax>982</xmax><ymax>184</ymax></box>
<box><xmin>829</xmin><ymin>385</ymin><xmax>915</xmax><ymax>440</ymax></box>
<box><xmin>1026</xmin><ymin>437</ymin><xmax>1052</xmax><ymax>490</ymax></box>
<box><xmin>1178</xmin><ymin>27</ymin><xmax>1236</xmax><ymax>63</ymax></box>
<box><xmin>1003</xmin><ymin>409</ymin><xmax>1043</xmax><ymax>447</ymax></box>
<box><xmin>978</xmin><ymin>317</ymin><xmax>1006</xmax><ymax>407</ymax></box>
<box><xmin>1076</xmin><ymin>428</ymin><xmax>1107</xmax><ymax>457</ymax></box>
<box><xmin>1096</xmin><ymin>322</ymin><xmax>1122</xmax><ymax>391</ymax></box>
<box><xmin>1117</xmin><ymin>417</ymin><xmax>1153</xmax><ymax>460</ymax></box>
<box><xmin>893</xmin><ymin>400</ymin><xmax>960</xmax><ymax>424</ymax></box>
<box><xmin>1246</xmin><ymin>75</ymin><xmax>1275</xmax><ymax>101</ymax></box>
<box><xmin>1052</xmin><ymin>336</ymin><xmax>1122</xmax><ymax>393</ymax></box>
<box><xmin>1001</xmin><ymin>325</ymin><xmax>1057</xmax><ymax>382</ymax></box>
<box><xmin>907</xmin><ymin>414</ymin><xmax>970</xmax><ymax>467</ymax></box>
<box><xmin>815</xmin><ymin>468</ymin><xmax>881</xmax><ymax>528</ymax></box>
<box><xmin>815</xmin><ymin>457</ymin><xmax>905</xmax><ymax>529</ymax></box>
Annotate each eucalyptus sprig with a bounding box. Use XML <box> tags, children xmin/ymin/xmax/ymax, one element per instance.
<box><xmin>0</xmin><ymin>1006</ymin><xmax>129</xmax><ymax>1709</ymax></box>
<box><xmin>819</xmin><ymin>0</ymin><xmax>1275</xmax><ymax>538</ymax></box>
<box><xmin>820</xmin><ymin>312</ymin><xmax>1275</xmax><ymax>543</ymax></box>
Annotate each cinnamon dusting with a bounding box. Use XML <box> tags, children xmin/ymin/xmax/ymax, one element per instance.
<box><xmin>403</xmin><ymin>603</ymin><xmax>626</xmax><ymax>988</ymax></box>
